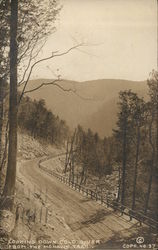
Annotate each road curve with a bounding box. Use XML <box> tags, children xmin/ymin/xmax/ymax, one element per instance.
<box><xmin>19</xmin><ymin>158</ymin><xmax>138</xmax><ymax>247</ymax></box>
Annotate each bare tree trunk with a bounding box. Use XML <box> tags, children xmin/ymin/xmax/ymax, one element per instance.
<box><xmin>80</xmin><ymin>165</ymin><xmax>84</xmax><ymax>185</ymax></box>
<box><xmin>64</xmin><ymin>139</ymin><xmax>69</xmax><ymax>173</ymax></box>
<box><xmin>0</xmin><ymin>80</ymin><xmax>7</xmax><ymax>173</ymax></box>
<box><xmin>0</xmin><ymin>79</ymin><xmax>4</xmax><ymax>194</ymax></box>
<box><xmin>156</xmin><ymin>106</ymin><xmax>158</xmax><ymax>221</ymax></box>
<box><xmin>132</xmin><ymin>126</ymin><xmax>140</xmax><ymax>210</ymax></box>
<box><xmin>0</xmin><ymin>121</ymin><xmax>9</xmax><ymax>174</ymax></box>
<box><xmin>117</xmin><ymin>163</ymin><xmax>121</xmax><ymax>202</ymax></box>
<box><xmin>71</xmin><ymin>153</ymin><xmax>75</xmax><ymax>183</ymax></box>
<box><xmin>156</xmin><ymin>104</ymin><xmax>158</xmax><ymax>164</ymax></box>
<box><xmin>80</xmin><ymin>163</ymin><xmax>87</xmax><ymax>185</ymax></box>
<box><xmin>0</xmin><ymin>79</ymin><xmax>4</xmax><ymax>167</ymax></box>
<box><xmin>144</xmin><ymin>113</ymin><xmax>155</xmax><ymax>215</ymax></box>
<box><xmin>83</xmin><ymin>169</ymin><xmax>87</xmax><ymax>185</ymax></box>
<box><xmin>69</xmin><ymin>162</ymin><xmax>72</xmax><ymax>181</ymax></box>
<box><xmin>65</xmin><ymin>129</ymin><xmax>76</xmax><ymax>174</ymax></box>
<box><xmin>121</xmin><ymin>118</ymin><xmax>127</xmax><ymax>205</ymax></box>
<box><xmin>144</xmin><ymin>160</ymin><xmax>154</xmax><ymax>215</ymax></box>
<box><xmin>3</xmin><ymin>0</ymin><xmax>18</xmax><ymax>210</ymax></box>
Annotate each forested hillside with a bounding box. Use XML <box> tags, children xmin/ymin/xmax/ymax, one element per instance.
<box><xmin>64</xmin><ymin>126</ymin><xmax>115</xmax><ymax>181</ymax></box>
<box><xmin>64</xmin><ymin>71</ymin><xmax>158</xmax><ymax>222</ymax></box>
<box><xmin>18</xmin><ymin>95</ymin><xmax>69</xmax><ymax>145</ymax></box>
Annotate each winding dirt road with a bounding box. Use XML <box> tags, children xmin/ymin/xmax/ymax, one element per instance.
<box><xmin>18</xmin><ymin>157</ymin><xmax>139</xmax><ymax>247</ymax></box>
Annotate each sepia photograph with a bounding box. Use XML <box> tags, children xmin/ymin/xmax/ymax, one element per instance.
<box><xmin>0</xmin><ymin>0</ymin><xmax>158</xmax><ymax>249</ymax></box>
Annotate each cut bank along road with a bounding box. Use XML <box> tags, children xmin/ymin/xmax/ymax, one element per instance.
<box><xmin>19</xmin><ymin>157</ymin><xmax>139</xmax><ymax>245</ymax></box>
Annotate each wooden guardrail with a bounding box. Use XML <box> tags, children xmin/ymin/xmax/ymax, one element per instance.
<box><xmin>38</xmin><ymin>161</ymin><xmax>158</xmax><ymax>231</ymax></box>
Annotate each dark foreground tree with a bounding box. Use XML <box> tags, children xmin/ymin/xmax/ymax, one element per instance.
<box><xmin>2</xmin><ymin>0</ymin><xmax>18</xmax><ymax>210</ymax></box>
<box><xmin>144</xmin><ymin>70</ymin><xmax>158</xmax><ymax>219</ymax></box>
<box><xmin>0</xmin><ymin>0</ymin><xmax>61</xmax><ymax>206</ymax></box>
<box><xmin>131</xmin><ymin>95</ymin><xmax>146</xmax><ymax>211</ymax></box>
<box><xmin>114</xmin><ymin>91</ymin><xmax>132</xmax><ymax>205</ymax></box>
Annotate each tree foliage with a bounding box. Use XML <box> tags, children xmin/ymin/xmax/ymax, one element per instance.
<box><xmin>114</xmin><ymin>75</ymin><xmax>158</xmax><ymax>220</ymax></box>
<box><xmin>18</xmin><ymin>95</ymin><xmax>69</xmax><ymax>145</ymax></box>
<box><xmin>66</xmin><ymin>126</ymin><xmax>114</xmax><ymax>187</ymax></box>
<box><xmin>0</xmin><ymin>0</ymin><xmax>61</xmax><ymax>206</ymax></box>
<box><xmin>0</xmin><ymin>0</ymin><xmax>61</xmax><ymax>82</ymax></box>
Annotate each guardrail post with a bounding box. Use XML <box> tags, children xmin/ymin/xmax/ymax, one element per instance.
<box><xmin>22</xmin><ymin>207</ymin><xmax>25</xmax><ymax>222</ymax></box>
<box><xmin>40</xmin><ymin>206</ymin><xmax>42</xmax><ymax>223</ymax></box>
<box><xmin>121</xmin><ymin>208</ymin><xmax>124</xmax><ymax>216</ymax></box>
<box><xmin>76</xmin><ymin>174</ymin><xmax>78</xmax><ymax>184</ymax></box>
<box><xmin>28</xmin><ymin>188</ymin><xmax>30</xmax><ymax>199</ymax></box>
<box><xmin>34</xmin><ymin>160</ymin><xmax>158</xmax><ymax>230</ymax></box>
<box><xmin>45</xmin><ymin>187</ymin><xmax>47</xmax><ymax>203</ymax></box>
<box><xmin>15</xmin><ymin>205</ymin><xmax>20</xmax><ymax>222</ymax></box>
<box><xmin>107</xmin><ymin>197</ymin><xmax>109</xmax><ymax>207</ymax></box>
<box><xmin>101</xmin><ymin>196</ymin><xmax>103</xmax><ymax>204</ymax></box>
<box><xmin>91</xmin><ymin>190</ymin><xmax>93</xmax><ymax>199</ymax></box>
<box><xmin>45</xmin><ymin>207</ymin><xmax>48</xmax><ymax>224</ymax></box>
<box><xmin>129</xmin><ymin>214</ymin><xmax>132</xmax><ymax>221</ymax></box>
<box><xmin>34</xmin><ymin>206</ymin><xmax>36</xmax><ymax>223</ymax></box>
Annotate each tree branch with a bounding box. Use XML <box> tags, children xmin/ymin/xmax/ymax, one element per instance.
<box><xmin>18</xmin><ymin>43</ymin><xmax>83</xmax><ymax>103</ymax></box>
<box><xmin>23</xmin><ymin>78</ymin><xmax>95</xmax><ymax>101</ymax></box>
<box><xmin>18</xmin><ymin>37</ymin><xmax>47</xmax><ymax>86</ymax></box>
<box><xmin>23</xmin><ymin>79</ymin><xmax>74</xmax><ymax>94</ymax></box>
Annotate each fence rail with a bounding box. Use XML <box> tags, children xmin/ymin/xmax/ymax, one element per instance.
<box><xmin>38</xmin><ymin>161</ymin><xmax>158</xmax><ymax>230</ymax></box>
<box><xmin>0</xmin><ymin>188</ymin><xmax>50</xmax><ymax>227</ymax></box>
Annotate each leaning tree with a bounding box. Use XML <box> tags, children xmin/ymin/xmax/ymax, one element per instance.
<box><xmin>0</xmin><ymin>0</ymin><xmax>61</xmax><ymax>209</ymax></box>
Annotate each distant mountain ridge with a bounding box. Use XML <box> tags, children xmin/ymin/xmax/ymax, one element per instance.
<box><xmin>26</xmin><ymin>78</ymin><xmax>148</xmax><ymax>137</ymax></box>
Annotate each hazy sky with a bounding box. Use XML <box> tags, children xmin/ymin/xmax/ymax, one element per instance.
<box><xmin>31</xmin><ymin>0</ymin><xmax>157</xmax><ymax>82</ymax></box>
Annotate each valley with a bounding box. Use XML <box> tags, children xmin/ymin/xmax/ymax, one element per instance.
<box><xmin>26</xmin><ymin>78</ymin><xmax>148</xmax><ymax>137</ymax></box>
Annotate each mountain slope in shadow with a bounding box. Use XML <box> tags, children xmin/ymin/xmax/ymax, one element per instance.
<box><xmin>26</xmin><ymin>78</ymin><xmax>148</xmax><ymax>137</ymax></box>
